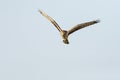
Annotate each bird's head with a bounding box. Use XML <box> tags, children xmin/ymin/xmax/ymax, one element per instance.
<box><xmin>63</xmin><ymin>39</ymin><xmax>69</xmax><ymax>44</ymax></box>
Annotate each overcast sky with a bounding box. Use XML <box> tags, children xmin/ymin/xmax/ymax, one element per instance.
<box><xmin>0</xmin><ymin>0</ymin><xmax>120</xmax><ymax>80</ymax></box>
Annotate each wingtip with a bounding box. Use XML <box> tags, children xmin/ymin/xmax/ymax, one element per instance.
<box><xmin>95</xmin><ymin>20</ymin><xmax>100</xmax><ymax>23</ymax></box>
<box><xmin>38</xmin><ymin>9</ymin><xmax>43</xmax><ymax>14</ymax></box>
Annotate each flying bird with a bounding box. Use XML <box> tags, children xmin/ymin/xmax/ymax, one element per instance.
<box><xmin>38</xmin><ymin>10</ymin><xmax>100</xmax><ymax>44</ymax></box>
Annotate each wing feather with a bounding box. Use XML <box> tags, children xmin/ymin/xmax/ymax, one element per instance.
<box><xmin>38</xmin><ymin>10</ymin><xmax>62</xmax><ymax>32</ymax></box>
<box><xmin>68</xmin><ymin>20</ymin><xmax>100</xmax><ymax>35</ymax></box>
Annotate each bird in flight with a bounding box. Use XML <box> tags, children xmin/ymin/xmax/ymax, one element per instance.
<box><xmin>38</xmin><ymin>10</ymin><xmax>100</xmax><ymax>44</ymax></box>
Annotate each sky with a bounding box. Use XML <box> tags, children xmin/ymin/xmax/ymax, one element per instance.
<box><xmin>0</xmin><ymin>0</ymin><xmax>120</xmax><ymax>80</ymax></box>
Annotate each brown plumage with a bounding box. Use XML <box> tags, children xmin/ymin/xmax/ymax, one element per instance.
<box><xmin>39</xmin><ymin>10</ymin><xmax>100</xmax><ymax>44</ymax></box>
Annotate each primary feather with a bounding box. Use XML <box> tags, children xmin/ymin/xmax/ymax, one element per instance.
<box><xmin>68</xmin><ymin>20</ymin><xmax>100</xmax><ymax>35</ymax></box>
<box><xmin>38</xmin><ymin>10</ymin><xmax>62</xmax><ymax>32</ymax></box>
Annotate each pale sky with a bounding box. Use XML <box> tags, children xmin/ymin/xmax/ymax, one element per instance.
<box><xmin>0</xmin><ymin>0</ymin><xmax>120</xmax><ymax>80</ymax></box>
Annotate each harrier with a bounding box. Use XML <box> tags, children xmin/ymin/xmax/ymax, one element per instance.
<box><xmin>39</xmin><ymin>10</ymin><xmax>100</xmax><ymax>44</ymax></box>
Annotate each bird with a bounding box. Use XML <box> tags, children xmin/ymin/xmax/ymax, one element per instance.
<box><xmin>38</xmin><ymin>10</ymin><xmax>100</xmax><ymax>44</ymax></box>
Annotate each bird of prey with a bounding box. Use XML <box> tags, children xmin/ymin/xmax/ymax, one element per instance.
<box><xmin>38</xmin><ymin>10</ymin><xmax>100</xmax><ymax>44</ymax></box>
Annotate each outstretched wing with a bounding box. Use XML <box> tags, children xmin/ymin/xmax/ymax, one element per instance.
<box><xmin>68</xmin><ymin>20</ymin><xmax>100</xmax><ymax>35</ymax></box>
<box><xmin>38</xmin><ymin>10</ymin><xmax>62</xmax><ymax>32</ymax></box>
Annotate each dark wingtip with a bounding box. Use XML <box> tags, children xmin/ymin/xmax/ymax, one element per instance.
<box><xmin>95</xmin><ymin>20</ymin><xmax>100</xmax><ymax>23</ymax></box>
<box><xmin>38</xmin><ymin>9</ymin><xmax>43</xmax><ymax>14</ymax></box>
